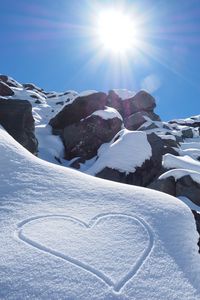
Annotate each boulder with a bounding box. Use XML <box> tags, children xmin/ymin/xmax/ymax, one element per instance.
<box><xmin>49</xmin><ymin>92</ymin><xmax>107</xmax><ymax>132</ymax></box>
<box><xmin>0</xmin><ymin>75</ymin><xmax>21</xmax><ymax>88</ymax></box>
<box><xmin>124</xmin><ymin>111</ymin><xmax>160</xmax><ymax>130</ymax></box>
<box><xmin>181</xmin><ymin>128</ymin><xmax>193</xmax><ymax>139</ymax></box>
<box><xmin>0</xmin><ymin>81</ymin><xmax>14</xmax><ymax>96</ymax></box>
<box><xmin>23</xmin><ymin>83</ymin><xmax>44</xmax><ymax>92</ymax></box>
<box><xmin>176</xmin><ymin>175</ymin><xmax>200</xmax><ymax>206</ymax></box>
<box><xmin>63</xmin><ymin>113</ymin><xmax>122</xmax><ymax>160</ymax></box>
<box><xmin>0</xmin><ymin>99</ymin><xmax>38</xmax><ymax>154</ymax></box>
<box><xmin>122</xmin><ymin>90</ymin><xmax>156</xmax><ymax>118</ymax></box>
<box><xmin>148</xmin><ymin>176</ymin><xmax>176</xmax><ymax>196</ymax></box>
<box><xmin>106</xmin><ymin>90</ymin><xmax>123</xmax><ymax>114</ymax></box>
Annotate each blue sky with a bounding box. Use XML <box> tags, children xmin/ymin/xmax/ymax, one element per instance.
<box><xmin>1</xmin><ymin>0</ymin><xmax>200</xmax><ymax>120</ymax></box>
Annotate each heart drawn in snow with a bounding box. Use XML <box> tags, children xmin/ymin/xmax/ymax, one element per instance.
<box><xmin>17</xmin><ymin>213</ymin><xmax>154</xmax><ymax>292</ymax></box>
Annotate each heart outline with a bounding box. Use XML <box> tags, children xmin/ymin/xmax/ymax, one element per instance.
<box><xmin>17</xmin><ymin>213</ymin><xmax>154</xmax><ymax>292</ymax></box>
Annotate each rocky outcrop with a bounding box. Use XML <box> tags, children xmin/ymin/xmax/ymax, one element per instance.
<box><xmin>0</xmin><ymin>99</ymin><xmax>38</xmax><ymax>154</ymax></box>
<box><xmin>124</xmin><ymin>111</ymin><xmax>160</xmax><ymax>130</ymax></box>
<box><xmin>149</xmin><ymin>174</ymin><xmax>200</xmax><ymax>206</ymax></box>
<box><xmin>49</xmin><ymin>92</ymin><xmax>107</xmax><ymax>133</ymax></box>
<box><xmin>63</xmin><ymin>113</ymin><xmax>122</xmax><ymax>160</ymax></box>
<box><xmin>176</xmin><ymin>175</ymin><xmax>200</xmax><ymax>206</ymax></box>
<box><xmin>0</xmin><ymin>75</ymin><xmax>21</xmax><ymax>88</ymax></box>
<box><xmin>0</xmin><ymin>82</ymin><xmax>14</xmax><ymax>96</ymax></box>
<box><xmin>122</xmin><ymin>90</ymin><xmax>156</xmax><ymax>117</ymax></box>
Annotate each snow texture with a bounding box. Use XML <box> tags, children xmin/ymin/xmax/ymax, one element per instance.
<box><xmin>1</xmin><ymin>127</ymin><xmax>200</xmax><ymax>299</ymax></box>
<box><xmin>160</xmin><ymin>168</ymin><xmax>200</xmax><ymax>184</ymax></box>
<box><xmin>87</xmin><ymin>129</ymin><xmax>152</xmax><ymax>175</ymax></box>
<box><xmin>92</xmin><ymin>106</ymin><xmax>123</xmax><ymax>121</ymax></box>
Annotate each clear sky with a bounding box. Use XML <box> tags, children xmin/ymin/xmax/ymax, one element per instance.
<box><xmin>1</xmin><ymin>0</ymin><xmax>200</xmax><ymax>120</ymax></box>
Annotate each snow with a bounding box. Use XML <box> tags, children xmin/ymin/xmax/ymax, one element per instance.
<box><xmin>180</xmin><ymin>142</ymin><xmax>200</xmax><ymax>150</ymax></box>
<box><xmin>89</xmin><ymin>106</ymin><xmax>123</xmax><ymax>121</ymax></box>
<box><xmin>35</xmin><ymin>125</ymin><xmax>64</xmax><ymax>164</ymax></box>
<box><xmin>87</xmin><ymin>130</ymin><xmax>152</xmax><ymax>175</ymax></box>
<box><xmin>179</xmin><ymin>148</ymin><xmax>200</xmax><ymax>160</ymax></box>
<box><xmin>1</xmin><ymin>127</ymin><xmax>200</xmax><ymax>299</ymax></box>
<box><xmin>112</xmin><ymin>89</ymin><xmax>136</xmax><ymax>100</ymax></box>
<box><xmin>178</xmin><ymin>196</ymin><xmax>200</xmax><ymax>212</ymax></box>
<box><xmin>163</xmin><ymin>153</ymin><xmax>200</xmax><ymax>173</ymax></box>
<box><xmin>159</xmin><ymin>168</ymin><xmax>200</xmax><ymax>184</ymax></box>
<box><xmin>171</xmin><ymin>115</ymin><xmax>200</xmax><ymax>125</ymax></box>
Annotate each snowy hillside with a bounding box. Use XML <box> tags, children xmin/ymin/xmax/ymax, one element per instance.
<box><xmin>1</xmin><ymin>74</ymin><xmax>200</xmax><ymax>299</ymax></box>
<box><xmin>1</xmin><ymin>127</ymin><xmax>200</xmax><ymax>299</ymax></box>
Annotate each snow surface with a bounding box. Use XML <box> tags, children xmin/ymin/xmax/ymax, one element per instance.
<box><xmin>1</xmin><ymin>127</ymin><xmax>200</xmax><ymax>299</ymax></box>
<box><xmin>178</xmin><ymin>196</ymin><xmax>200</xmax><ymax>212</ymax></box>
<box><xmin>171</xmin><ymin>115</ymin><xmax>200</xmax><ymax>125</ymax></box>
<box><xmin>160</xmin><ymin>168</ymin><xmax>200</xmax><ymax>184</ymax></box>
<box><xmin>87</xmin><ymin>129</ymin><xmax>152</xmax><ymax>175</ymax></box>
<box><xmin>92</xmin><ymin>106</ymin><xmax>123</xmax><ymax>121</ymax></box>
<box><xmin>163</xmin><ymin>154</ymin><xmax>200</xmax><ymax>173</ymax></box>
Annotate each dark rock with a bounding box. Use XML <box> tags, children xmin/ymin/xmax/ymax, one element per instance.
<box><xmin>0</xmin><ymin>82</ymin><xmax>14</xmax><ymax>96</ymax></box>
<box><xmin>23</xmin><ymin>83</ymin><xmax>43</xmax><ymax>92</ymax></box>
<box><xmin>122</xmin><ymin>90</ymin><xmax>156</xmax><ymax>118</ymax></box>
<box><xmin>49</xmin><ymin>92</ymin><xmax>107</xmax><ymax>130</ymax></box>
<box><xmin>35</xmin><ymin>99</ymin><xmax>42</xmax><ymax>104</ymax></box>
<box><xmin>176</xmin><ymin>175</ymin><xmax>200</xmax><ymax>206</ymax></box>
<box><xmin>148</xmin><ymin>176</ymin><xmax>176</xmax><ymax>196</ymax></box>
<box><xmin>56</xmin><ymin>101</ymin><xmax>64</xmax><ymax>105</ymax></box>
<box><xmin>181</xmin><ymin>128</ymin><xmax>193</xmax><ymax>139</ymax></box>
<box><xmin>162</xmin><ymin>146</ymin><xmax>179</xmax><ymax>156</ymax></box>
<box><xmin>139</xmin><ymin>122</ymin><xmax>159</xmax><ymax>131</ymax></box>
<box><xmin>0</xmin><ymin>99</ymin><xmax>38</xmax><ymax>154</ymax></box>
<box><xmin>124</xmin><ymin>111</ymin><xmax>160</xmax><ymax>131</ymax></box>
<box><xmin>63</xmin><ymin>114</ymin><xmax>122</xmax><ymax>160</ymax></box>
<box><xmin>106</xmin><ymin>90</ymin><xmax>123</xmax><ymax>115</ymax></box>
<box><xmin>0</xmin><ymin>75</ymin><xmax>21</xmax><ymax>87</ymax></box>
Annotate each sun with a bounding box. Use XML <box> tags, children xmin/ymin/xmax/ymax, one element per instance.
<box><xmin>97</xmin><ymin>10</ymin><xmax>138</xmax><ymax>55</ymax></box>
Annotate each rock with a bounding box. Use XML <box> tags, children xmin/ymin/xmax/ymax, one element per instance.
<box><xmin>122</xmin><ymin>90</ymin><xmax>156</xmax><ymax>118</ymax></box>
<box><xmin>49</xmin><ymin>92</ymin><xmax>107</xmax><ymax>131</ymax></box>
<box><xmin>139</xmin><ymin>122</ymin><xmax>159</xmax><ymax>131</ymax></box>
<box><xmin>148</xmin><ymin>176</ymin><xmax>176</xmax><ymax>196</ymax></box>
<box><xmin>0</xmin><ymin>82</ymin><xmax>14</xmax><ymax>96</ymax></box>
<box><xmin>0</xmin><ymin>99</ymin><xmax>38</xmax><ymax>154</ymax></box>
<box><xmin>63</xmin><ymin>113</ymin><xmax>122</xmax><ymax>160</ymax></box>
<box><xmin>181</xmin><ymin>128</ymin><xmax>193</xmax><ymax>139</ymax></box>
<box><xmin>176</xmin><ymin>175</ymin><xmax>200</xmax><ymax>206</ymax></box>
<box><xmin>23</xmin><ymin>83</ymin><xmax>43</xmax><ymax>92</ymax></box>
<box><xmin>0</xmin><ymin>75</ymin><xmax>21</xmax><ymax>88</ymax></box>
<box><xmin>124</xmin><ymin>111</ymin><xmax>160</xmax><ymax>130</ymax></box>
<box><xmin>106</xmin><ymin>90</ymin><xmax>123</xmax><ymax>114</ymax></box>
<box><xmin>192</xmin><ymin>210</ymin><xmax>200</xmax><ymax>253</ymax></box>
<box><xmin>97</xmin><ymin>132</ymin><xmax>164</xmax><ymax>187</ymax></box>
<box><xmin>162</xmin><ymin>146</ymin><xmax>179</xmax><ymax>156</ymax></box>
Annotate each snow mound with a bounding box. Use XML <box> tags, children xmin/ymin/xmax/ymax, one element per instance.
<box><xmin>90</xmin><ymin>107</ymin><xmax>123</xmax><ymax>121</ymax></box>
<box><xmin>87</xmin><ymin>129</ymin><xmax>152</xmax><ymax>175</ymax></box>
<box><xmin>1</xmin><ymin>127</ymin><xmax>200</xmax><ymax>299</ymax></box>
<box><xmin>163</xmin><ymin>153</ymin><xmax>200</xmax><ymax>173</ymax></box>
